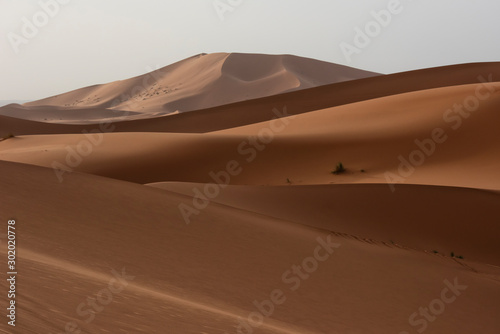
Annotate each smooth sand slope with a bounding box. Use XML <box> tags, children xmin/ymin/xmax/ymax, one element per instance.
<box><xmin>1</xmin><ymin>161</ymin><xmax>499</xmax><ymax>333</ymax></box>
<box><xmin>1</xmin><ymin>83</ymin><xmax>500</xmax><ymax>190</ymax></box>
<box><xmin>0</xmin><ymin>62</ymin><xmax>499</xmax><ymax>136</ymax></box>
<box><xmin>149</xmin><ymin>182</ymin><xmax>500</xmax><ymax>266</ymax></box>
<box><xmin>0</xmin><ymin>53</ymin><xmax>378</xmax><ymax>124</ymax></box>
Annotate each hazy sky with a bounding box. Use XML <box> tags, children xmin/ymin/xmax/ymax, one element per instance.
<box><xmin>1</xmin><ymin>0</ymin><xmax>500</xmax><ymax>100</ymax></box>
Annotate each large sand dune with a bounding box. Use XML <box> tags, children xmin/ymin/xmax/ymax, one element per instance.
<box><xmin>1</xmin><ymin>55</ymin><xmax>499</xmax><ymax>333</ymax></box>
<box><xmin>0</xmin><ymin>53</ymin><xmax>378</xmax><ymax>124</ymax></box>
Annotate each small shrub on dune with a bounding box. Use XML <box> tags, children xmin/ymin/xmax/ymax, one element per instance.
<box><xmin>332</xmin><ymin>162</ymin><xmax>346</xmax><ymax>175</ymax></box>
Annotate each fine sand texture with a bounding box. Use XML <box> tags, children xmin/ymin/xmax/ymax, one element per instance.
<box><xmin>1</xmin><ymin>55</ymin><xmax>499</xmax><ymax>333</ymax></box>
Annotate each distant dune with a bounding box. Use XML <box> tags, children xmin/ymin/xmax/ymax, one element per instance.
<box><xmin>0</xmin><ymin>53</ymin><xmax>378</xmax><ymax>123</ymax></box>
<box><xmin>0</xmin><ymin>100</ymin><xmax>29</xmax><ymax>107</ymax></box>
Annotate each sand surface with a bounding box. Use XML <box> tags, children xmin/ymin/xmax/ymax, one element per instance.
<box><xmin>1</xmin><ymin>54</ymin><xmax>499</xmax><ymax>333</ymax></box>
<box><xmin>1</xmin><ymin>53</ymin><xmax>378</xmax><ymax>124</ymax></box>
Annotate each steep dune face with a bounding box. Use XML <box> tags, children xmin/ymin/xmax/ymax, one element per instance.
<box><xmin>1</xmin><ymin>161</ymin><xmax>499</xmax><ymax>333</ymax></box>
<box><xmin>2</xmin><ymin>53</ymin><xmax>378</xmax><ymax>123</ymax></box>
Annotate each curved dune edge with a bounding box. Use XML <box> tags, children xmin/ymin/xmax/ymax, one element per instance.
<box><xmin>1</xmin><ymin>82</ymin><xmax>500</xmax><ymax>190</ymax></box>
<box><xmin>147</xmin><ymin>181</ymin><xmax>500</xmax><ymax>267</ymax></box>
<box><xmin>1</xmin><ymin>62</ymin><xmax>499</xmax><ymax>136</ymax></box>
<box><xmin>1</xmin><ymin>161</ymin><xmax>499</xmax><ymax>333</ymax></box>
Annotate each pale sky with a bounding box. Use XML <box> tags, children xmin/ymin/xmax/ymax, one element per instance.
<box><xmin>1</xmin><ymin>0</ymin><xmax>500</xmax><ymax>100</ymax></box>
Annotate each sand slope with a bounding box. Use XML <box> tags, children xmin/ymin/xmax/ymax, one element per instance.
<box><xmin>0</xmin><ymin>53</ymin><xmax>378</xmax><ymax>124</ymax></box>
<box><xmin>1</xmin><ymin>83</ymin><xmax>500</xmax><ymax>190</ymax></box>
<box><xmin>149</xmin><ymin>182</ymin><xmax>500</xmax><ymax>266</ymax></box>
<box><xmin>1</xmin><ymin>62</ymin><xmax>499</xmax><ymax>136</ymax></box>
<box><xmin>1</xmin><ymin>161</ymin><xmax>499</xmax><ymax>333</ymax></box>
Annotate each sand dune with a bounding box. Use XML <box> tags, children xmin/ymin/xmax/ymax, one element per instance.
<box><xmin>2</xmin><ymin>83</ymin><xmax>500</xmax><ymax>190</ymax></box>
<box><xmin>0</xmin><ymin>53</ymin><xmax>378</xmax><ymax>124</ymax></box>
<box><xmin>1</xmin><ymin>56</ymin><xmax>499</xmax><ymax>334</ymax></box>
<box><xmin>1</xmin><ymin>161</ymin><xmax>499</xmax><ymax>333</ymax></box>
<box><xmin>0</xmin><ymin>104</ymin><xmax>144</xmax><ymax>123</ymax></box>
<box><xmin>149</xmin><ymin>182</ymin><xmax>500</xmax><ymax>266</ymax></box>
<box><xmin>1</xmin><ymin>62</ymin><xmax>499</xmax><ymax>136</ymax></box>
<box><xmin>0</xmin><ymin>100</ymin><xmax>28</xmax><ymax>107</ymax></box>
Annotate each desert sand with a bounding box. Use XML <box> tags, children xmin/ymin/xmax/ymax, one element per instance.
<box><xmin>0</xmin><ymin>53</ymin><xmax>378</xmax><ymax>124</ymax></box>
<box><xmin>1</xmin><ymin>53</ymin><xmax>499</xmax><ymax>333</ymax></box>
